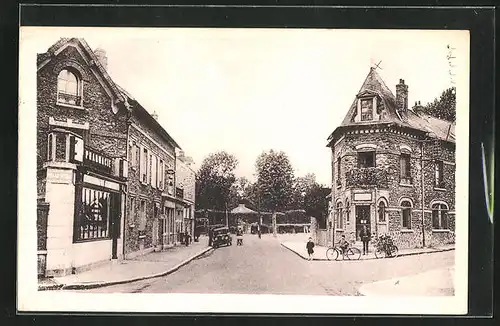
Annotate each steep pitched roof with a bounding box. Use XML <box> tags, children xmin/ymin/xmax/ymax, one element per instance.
<box><xmin>340</xmin><ymin>67</ymin><xmax>401</xmax><ymax>127</ymax></box>
<box><xmin>329</xmin><ymin>67</ymin><xmax>456</xmax><ymax>145</ymax></box>
<box><xmin>117</xmin><ymin>84</ymin><xmax>182</xmax><ymax>150</ymax></box>
<box><xmin>37</xmin><ymin>37</ymin><xmax>125</xmax><ymax>104</ymax></box>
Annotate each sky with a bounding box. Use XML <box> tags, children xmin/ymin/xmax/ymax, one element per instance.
<box><xmin>21</xmin><ymin>27</ymin><xmax>469</xmax><ymax>185</ymax></box>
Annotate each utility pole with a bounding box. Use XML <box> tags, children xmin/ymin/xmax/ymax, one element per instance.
<box><xmin>225</xmin><ymin>202</ymin><xmax>229</xmax><ymax>227</ymax></box>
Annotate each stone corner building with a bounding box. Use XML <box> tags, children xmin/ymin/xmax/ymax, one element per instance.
<box><xmin>326</xmin><ymin>67</ymin><xmax>456</xmax><ymax>249</ymax></box>
<box><xmin>36</xmin><ymin>37</ymin><xmax>194</xmax><ymax>277</ymax></box>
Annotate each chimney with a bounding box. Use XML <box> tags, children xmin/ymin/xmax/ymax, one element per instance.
<box><xmin>396</xmin><ymin>79</ymin><xmax>409</xmax><ymax>114</ymax></box>
<box><xmin>412</xmin><ymin>100</ymin><xmax>424</xmax><ymax>115</ymax></box>
<box><xmin>93</xmin><ymin>48</ymin><xmax>108</xmax><ymax>70</ymax></box>
<box><xmin>151</xmin><ymin>110</ymin><xmax>159</xmax><ymax>120</ymax></box>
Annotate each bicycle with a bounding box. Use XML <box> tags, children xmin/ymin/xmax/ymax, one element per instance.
<box><xmin>374</xmin><ymin>235</ymin><xmax>399</xmax><ymax>258</ymax></box>
<box><xmin>326</xmin><ymin>243</ymin><xmax>361</xmax><ymax>261</ymax></box>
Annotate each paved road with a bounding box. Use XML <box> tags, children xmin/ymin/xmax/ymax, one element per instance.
<box><xmin>80</xmin><ymin>234</ymin><xmax>455</xmax><ymax>295</ymax></box>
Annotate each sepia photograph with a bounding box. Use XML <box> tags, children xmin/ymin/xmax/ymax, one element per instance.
<box><xmin>18</xmin><ymin>26</ymin><xmax>469</xmax><ymax>314</ymax></box>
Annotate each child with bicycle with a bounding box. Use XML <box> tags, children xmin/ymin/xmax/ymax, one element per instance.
<box><xmin>337</xmin><ymin>235</ymin><xmax>350</xmax><ymax>254</ymax></box>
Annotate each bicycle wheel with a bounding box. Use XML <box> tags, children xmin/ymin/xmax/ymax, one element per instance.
<box><xmin>346</xmin><ymin>247</ymin><xmax>361</xmax><ymax>260</ymax></box>
<box><xmin>374</xmin><ymin>248</ymin><xmax>384</xmax><ymax>259</ymax></box>
<box><xmin>326</xmin><ymin>248</ymin><xmax>339</xmax><ymax>261</ymax></box>
<box><xmin>389</xmin><ymin>245</ymin><xmax>399</xmax><ymax>258</ymax></box>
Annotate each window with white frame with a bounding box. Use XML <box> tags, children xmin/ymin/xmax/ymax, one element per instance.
<box><xmin>435</xmin><ymin>160</ymin><xmax>444</xmax><ymax>188</ymax></box>
<box><xmin>360</xmin><ymin>98</ymin><xmax>373</xmax><ymax>121</ymax></box>
<box><xmin>378</xmin><ymin>201</ymin><xmax>386</xmax><ymax>222</ymax></box>
<box><xmin>151</xmin><ymin>155</ymin><xmax>157</xmax><ymax>188</ymax></box>
<box><xmin>138</xmin><ymin>200</ymin><xmax>147</xmax><ymax>231</ymax></box>
<box><xmin>57</xmin><ymin>69</ymin><xmax>82</xmax><ymax>106</ymax></box>
<box><xmin>358</xmin><ymin>151</ymin><xmax>375</xmax><ymax>168</ymax></box>
<box><xmin>401</xmin><ymin>200</ymin><xmax>412</xmax><ymax>229</ymax></box>
<box><xmin>432</xmin><ymin>203</ymin><xmax>449</xmax><ymax>229</ymax></box>
<box><xmin>336</xmin><ymin>156</ymin><xmax>341</xmax><ymax>185</ymax></box>
<box><xmin>336</xmin><ymin>202</ymin><xmax>343</xmax><ymax>229</ymax></box>
<box><xmin>400</xmin><ymin>153</ymin><xmax>412</xmax><ymax>183</ymax></box>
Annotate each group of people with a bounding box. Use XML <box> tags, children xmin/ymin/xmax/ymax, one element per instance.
<box><xmin>305</xmin><ymin>225</ymin><xmax>373</xmax><ymax>260</ymax></box>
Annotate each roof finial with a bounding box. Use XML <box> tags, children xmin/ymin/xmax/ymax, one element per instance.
<box><xmin>372</xmin><ymin>60</ymin><xmax>383</xmax><ymax>71</ymax></box>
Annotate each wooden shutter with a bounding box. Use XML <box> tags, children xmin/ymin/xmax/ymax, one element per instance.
<box><xmin>151</xmin><ymin>155</ymin><xmax>157</xmax><ymax>188</ymax></box>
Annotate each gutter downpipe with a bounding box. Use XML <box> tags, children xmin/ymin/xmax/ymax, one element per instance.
<box><xmin>421</xmin><ymin>140</ymin><xmax>426</xmax><ymax>248</ymax></box>
<box><xmin>123</xmin><ymin>103</ymin><xmax>132</xmax><ymax>260</ymax></box>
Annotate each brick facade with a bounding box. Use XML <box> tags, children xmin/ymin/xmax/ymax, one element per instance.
<box><xmin>124</xmin><ymin>111</ymin><xmax>177</xmax><ymax>256</ymax></box>
<box><xmin>327</xmin><ymin>68</ymin><xmax>456</xmax><ymax>249</ymax></box>
<box><xmin>36</xmin><ymin>38</ymin><xmax>195</xmax><ymax>275</ymax></box>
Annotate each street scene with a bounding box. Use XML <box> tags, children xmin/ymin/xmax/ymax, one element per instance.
<box><xmin>24</xmin><ymin>27</ymin><xmax>467</xmax><ymax>309</ymax></box>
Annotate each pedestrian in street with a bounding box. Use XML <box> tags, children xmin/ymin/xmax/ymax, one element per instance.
<box><xmin>360</xmin><ymin>225</ymin><xmax>371</xmax><ymax>255</ymax></box>
<box><xmin>208</xmin><ymin>228</ymin><xmax>213</xmax><ymax>247</ymax></box>
<box><xmin>306</xmin><ymin>237</ymin><xmax>315</xmax><ymax>261</ymax></box>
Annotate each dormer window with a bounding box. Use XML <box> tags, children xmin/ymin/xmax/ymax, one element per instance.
<box><xmin>360</xmin><ymin>98</ymin><xmax>373</xmax><ymax>121</ymax></box>
<box><xmin>57</xmin><ymin>69</ymin><xmax>82</xmax><ymax>106</ymax></box>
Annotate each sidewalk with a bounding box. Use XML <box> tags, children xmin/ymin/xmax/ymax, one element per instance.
<box><xmin>358</xmin><ymin>266</ymin><xmax>455</xmax><ymax>296</ymax></box>
<box><xmin>38</xmin><ymin>237</ymin><xmax>212</xmax><ymax>291</ymax></box>
<box><xmin>281</xmin><ymin>240</ymin><xmax>455</xmax><ymax>261</ymax></box>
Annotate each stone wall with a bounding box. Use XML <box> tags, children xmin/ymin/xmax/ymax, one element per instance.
<box><xmin>330</xmin><ymin>127</ymin><xmax>456</xmax><ymax>249</ymax></box>
<box><xmin>125</xmin><ymin>115</ymin><xmax>176</xmax><ymax>255</ymax></box>
<box><xmin>37</xmin><ymin>45</ymin><xmax>128</xmax><ymax>171</ymax></box>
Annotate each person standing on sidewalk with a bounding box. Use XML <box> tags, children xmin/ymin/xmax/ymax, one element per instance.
<box><xmin>306</xmin><ymin>237</ymin><xmax>315</xmax><ymax>261</ymax></box>
<box><xmin>360</xmin><ymin>225</ymin><xmax>371</xmax><ymax>255</ymax></box>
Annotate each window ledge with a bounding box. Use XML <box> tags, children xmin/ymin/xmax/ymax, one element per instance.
<box><xmin>399</xmin><ymin>183</ymin><xmax>414</xmax><ymax>188</ymax></box>
<box><xmin>433</xmin><ymin>187</ymin><xmax>446</xmax><ymax>192</ymax></box>
<box><xmin>128</xmin><ymin>224</ymin><xmax>135</xmax><ymax>228</ymax></box>
<box><xmin>432</xmin><ymin>229</ymin><xmax>451</xmax><ymax>233</ymax></box>
<box><xmin>336</xmin><ymin>184</ymin><xmax>342</xmax><ymax>189</ymax></box>
<box><xmin>377</xmin><ymin>221</ymin><xmax>388</xmax><ymax>225</ymax></box>
<box><xmin>335</xmin><ymin>228</ymin><xmax>345</xmax><ymax>232</ymax></box>
<box><xmin>401</xmin><ymin>229</ymin><xmax>414</xmax><ymax>233</ymax></box>
<box><xmin>138</xmin><ymin>235</ymin><xmax>146</xmax><ymax>239</ymax></box>
<box><xmin>73</xmin><ymin>237</ymin><xmax>111</xmax><ymax>244</ymax></box>
<box><xmin>56</xmin><ymin>102</ymin><xmax>86</xmax><ymax>110</ymax></box>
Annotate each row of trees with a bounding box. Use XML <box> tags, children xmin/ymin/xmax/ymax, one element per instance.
<box><xmin>421</xmin><ymin>86</ymin><xmax>456</xmax><ymax>122</ymax></box>
<box><xmin>195</xmin><ymin>150</ymin><xmax>330</xmax><ymax>228</ymax></box>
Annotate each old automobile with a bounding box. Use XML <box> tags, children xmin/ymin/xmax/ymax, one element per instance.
<box><xmin>212</xmin><ymin>226</ymin><xmax>232</xmax><ymax>248</ymax></box>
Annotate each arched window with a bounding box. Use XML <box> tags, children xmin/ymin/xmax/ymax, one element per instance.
<box><xmin>57</xmin><ymin>69</ymin><xmax>82</xmax><ymax>106</ymax></box>
<box><xmin>432</xmin><ymin>202</ymin><xmax>449</xmax><ymax>229</ymax></box>
<box><xmin>378</xmin><ymin>201</ymin><xmax>386</xmax><ymax>222</ymax></box>
<box><xmin>401</xmin><ymin>199</ymin><xmax>412</xmax><ymax>229</ymax></box>
<box><xmin>336</xmin><ymin>202</ymin><xmax>343</xmax><ymax>229</ymax></box>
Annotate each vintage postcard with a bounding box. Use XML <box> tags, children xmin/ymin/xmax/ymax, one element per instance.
<box><xmin>18</xmin><ymin>27</ymin><xmax>469</xmax><ymax>314</ymax></box>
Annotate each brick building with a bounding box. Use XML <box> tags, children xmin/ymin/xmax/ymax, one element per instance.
<box><xmin>36</xmin><ymin>37</ymin><xmax>194</xmax><ymax>276</ymax></box>
<box><xmin>175</xmin><ymin>150</ymin><xmax>196</xmax><ymax>241</ymax></box>
<box><xmin>326</xmin><ymin>67</ymin><xmax>456</xmax><ymax>249</ymax></box>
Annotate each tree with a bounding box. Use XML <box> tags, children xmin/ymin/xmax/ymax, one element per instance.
<box><xmin>304</xmin><ymin>184</ymin><xmax>330</xmax><ymax>229</ymax></box>
<box><xmin>228</xmin><ymin>176</ymin><xmax>251</xmax><ymax>209</ymax></box>
<box><xmin>289</xmin><ymin>173</ymin><xmax>317</xmax><ymax>210</ymax></box>
<box><xmin>422</xmin><ymin>87</ymin><xmax>456</xmax><ymax>122</ymax></box>
<box><xmin>195</xmin><ymin>151</ymin><xmax>238</xmax><ymax>211</ymax></box>
<box><xmin>255</xmin><ymin>150</ymin><xmax>295</xmax><ymax>236</ymax></box>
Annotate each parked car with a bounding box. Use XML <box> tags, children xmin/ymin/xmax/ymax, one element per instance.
<box><xmin>212</xmin><ymin>227</ymin><xmax>232</xmax><ymax>248</ymax></box>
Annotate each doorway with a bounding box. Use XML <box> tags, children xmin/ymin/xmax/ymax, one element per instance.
<box><xmin>355</xmin><ymin>205</ymin><xmax>371</xmax><ymax>241</ymax></box>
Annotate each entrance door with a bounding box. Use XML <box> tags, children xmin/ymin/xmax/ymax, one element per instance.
<box><xmin>159</xmin><ymin>218</ymin><xmax>165</xmax><ymax>247</ymax></box>
<box><xmin>110</xmin><ymin>192</ymin><xmax>121</xmax><ymax>259</ymax></box>
<box><xmin>355</xmin><ymin>205</ymin><xmax>371</xmax><ymax>241</ymax></box>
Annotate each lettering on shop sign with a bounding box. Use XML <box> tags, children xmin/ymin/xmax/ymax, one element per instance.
<box><xmin>354</xmin><ymin>193</ymin><xmax>372</xmax><ymax>201</ymax></box>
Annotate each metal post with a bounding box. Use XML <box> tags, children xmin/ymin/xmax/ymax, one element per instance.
<box><xmin>421</xmin><ymin>141</ymin><xmax>426</xmax><ymax>248</ymax></box>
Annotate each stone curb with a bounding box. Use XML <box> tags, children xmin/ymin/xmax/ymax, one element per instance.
<box><xmin>38</xmin><ymin>246</ymin><xmax>213</xmax><ymax>291</ymax></box>
<box><xmin>280</xmin><ymin>243</ymin><xmax>454</xmax><ymax>262</ymax></box>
